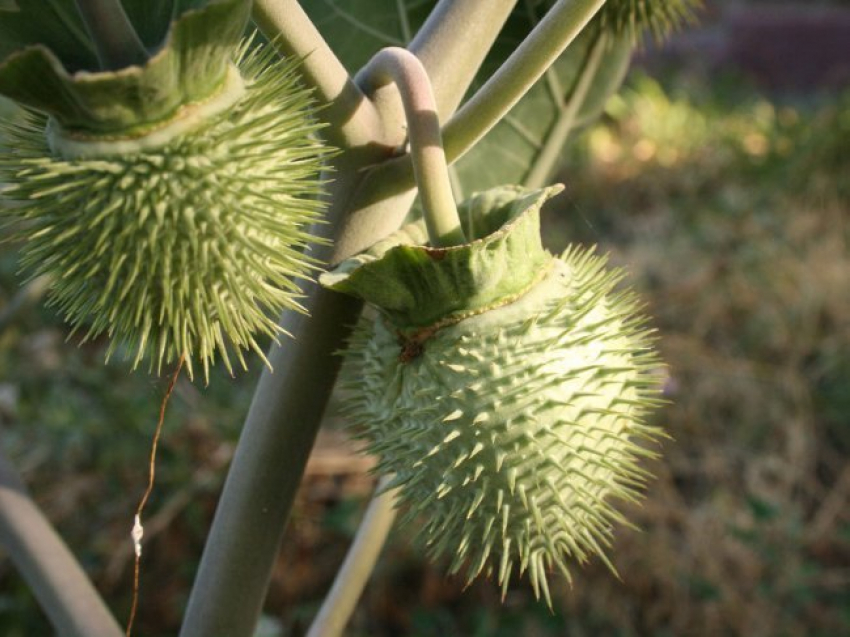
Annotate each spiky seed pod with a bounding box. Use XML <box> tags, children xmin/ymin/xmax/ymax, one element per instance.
<box><xmin>0</xmin><ymin>1</ymin><xmax>330</xmax><ymax>379</ymax></box>
<box><xmin>593</xmin><ymin>0</ymin><xmax>702</xmax><ymax>41</ymax></box>
<box><xmin>322</xmin><ymin>186</ymin><xmax>666</xmax><ymax>603</ymax></box>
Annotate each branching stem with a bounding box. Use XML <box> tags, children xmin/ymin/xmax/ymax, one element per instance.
<box><xmin>524</xmin><ymin>29</ymin><xmax>609</xmax><ymax>188</ymax></box>
<box><xmin>73</xmin><ymin>0</ymin><xmax>148</xmax><ymax>70</ymax></box>
<box><xmin>251</xmin><ymin>0</ymin><xmax>380</xmax><ymax>149</ymax></box>
<box><xmin>355</xmin><ymin>0</ymin><xmax>608</xmax><ymax>204</ymax></box>
<box><xmin>362</xmin><ymin>48</ymin><xmax>465</xmax><ymax>247</ymax></box>
<box><xmin>443</xmin><ymin>0</ymin><xmax>606</xmax><ymax>160</ymax></box>
<box><xmin>408</xmin><ymin>0</ymin><xmax>520</xmax><ymax>119</ymax></box>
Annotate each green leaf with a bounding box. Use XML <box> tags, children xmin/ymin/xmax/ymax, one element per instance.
<box><xmin>122</xmin><ymin>0</ymin><xmax>209</xmax><ymax>50</ymax></box>
<box><xmin>454</xmin><ymin>26</ymin><xmax>633</xmax><ymax>194</ymax></box>
<box><xmin>0</xmin><ymin>0</ymin><xmax>97</xmax><ymax>72</ymax></box>
<box><xmin>298</xmin><ymin>0</ymin><xmax>434</xmax><ymax>70</ymax></box>
<box><xmin>0</xmin><ymin>1</ymin><xmax>224</xmax><ymax>73</ymax></box>
<box><xmin>0</xmin><ymin>0</ymin><xmax>251</xmax><ymax>134</ymax></box>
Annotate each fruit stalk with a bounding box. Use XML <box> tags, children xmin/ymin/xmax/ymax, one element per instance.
<box><xmin>362</xmin><ymin>47</ymin><xmax>466</xmax><ymax>247</ymax></box>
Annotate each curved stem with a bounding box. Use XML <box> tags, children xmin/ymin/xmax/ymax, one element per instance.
<box><xmin>362</xmin><ymin>48</ymin><xmax>465</xmax><ymax>247</ymax></box>
<box><xmin>524</xmin><ymin>29</ymin><xmax>609</xmax><ymax>189</ymax></box>
<box><xmin>305</xmin><ymin>478</ymin><xmax>397</xmax><ymax>637</ymax></box>
<box><xmin>0</xmin><ymin>448</ymin><xmax>123</xmax><ymax>637</ymax></box>
<box><xmin>252</xmin><ymin>0</ymin><xmax>380</xmax><ymax>149</ymax></box>
<box><xmin>73</xmin><ymin>0</ymin><xmax>148</xmax><ymax>70</ymax></box>
<box><xmin>355</xmin><ymin>0</ymin><xmax>608</xmax><ymax>205</ymax></box>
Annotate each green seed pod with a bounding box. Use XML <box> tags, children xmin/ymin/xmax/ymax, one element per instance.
<box><xmin>322</xmin><ymin>186</ymin><xmax>666</xmax><ymax>603</ymax></box>
<box><xmin>592</xmin><ymin>0</ymin><xmax>702</xmax><ymax>41</ymax></box>
<box><xmin>0</xmin><ymin>1</ymin><xmax>329</xmax><ymax>379</ymax></box>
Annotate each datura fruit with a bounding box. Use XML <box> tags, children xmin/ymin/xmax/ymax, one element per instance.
<box><xmin>0</xmin><ymin>0</ymin><xmax>328</xmax><ymax>379</ymax></box>
<box><xmin>322</xmin><ymin>186</ymin><xmax>666</xmax><ymax>603</ymax></box>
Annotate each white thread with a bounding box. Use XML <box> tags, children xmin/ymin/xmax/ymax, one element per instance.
<box><xmin>132</xmin><ymin>514</ymin><xmax>144</xmax><ymax>558</ymax></box>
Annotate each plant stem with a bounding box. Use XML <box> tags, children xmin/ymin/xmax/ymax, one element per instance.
<box><xmin>0</xmin><ymin>449</ymin><xmax>123</xmax><ymax>637</ymax></box>
<box><xmin>443</xmin><ymin>0</ymin><xmax>606</xmax><ymax>159</ymax></box>
<box><xmin>180</xmin><ymin>3</ymin><xmax>523</xmax><ymax>634</ymax></box>
<box><xmin>409</xmin><ymin>0</ymin><xmax>519</xmax><ymax>119</ymax></box>
<box><xmin>251</xmin><ymin>0</ymin><xmax>380</xmax><ymax>149</ymax></box>
<box><xmin>363</xmin><ymin>48</ymin><xmax>465</xmax><ymax>247</ymax></box>
<box><xmin>178</xmin><ymin>288</ymin><xmax>360</xmax><ymax>637</ymax></box>
<box><xmin>524</xmin><ymin>29</ymin><xmax>609</xmax><ymax>189</ymax></box>
<box><xmin>177</xmin><ymin>151</ymin><xmax>416</xmax><ymax>637</ymax></box>
<box><xmin>305</xmin><ymin>478</ymin><xmax>397</xmax><ymax>637</ymax></box>
<box><xmin>73</xmin><ymin>0</ymin><xmax>148</xmax><ymax>70</ymax></box>
<box><xmin>355</xmin><ymin>0</ymin><xmax>608</xmax><ymax>205</ymax></box>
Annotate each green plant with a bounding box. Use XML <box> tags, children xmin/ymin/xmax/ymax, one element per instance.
<box><xmin>0</xmin><ymin>1</ymin><xmax>697</xmax><ymax>636</ymax></box>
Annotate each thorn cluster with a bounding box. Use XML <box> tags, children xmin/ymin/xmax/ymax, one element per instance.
<box><xmin>340</xmin><ymin>245</ymin><xmax>666</xmax><ymax>603</ymax></box>
<box><xmin>594</xmin><ymin>0</ymin><xmax>702</xmax><ymax>42</ymax></box>
<box><xmin>0</xmin><ymin>46</ymin><xmax>330</xmax><ymax>379</ymax></box>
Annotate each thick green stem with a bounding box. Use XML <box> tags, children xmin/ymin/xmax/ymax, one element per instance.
<box><xmin>363</xmin><ymin>48</ymin><xmax>465</xmax><ymax>247</ymax></box>
<box><xmin>355</xmin><ymin>0</ymin><xmax>608</xmax><ymax>205</ymax></box>
<box><xmin>251</xmin><ymin>0</ymin><xmax>381</xmax><ymax>149</ymax></box>
<box><xmin>409</xmin><ymin>0</ymin><xmax>519</xmax><ymax>119</ymax></box>
<box><xmin>305</xmin><ymin>478</ymin><xmax>397</xmax><ymax>637</ymax></box>
<box><xmin>524</xmin><ymin>29</ymin><xmax>609</xmax><ymax>188</ymax></box>
<box><xmin>179</xmin><ymin>3</ymin><xmax>522</xmax><ymax>635</ymax></box>
<box><xmin>179</xmin><ymin>139</ymin><xmax>420</xmax><ymax>637</ymax></box>
<box><xmin>0</xmin><ymin>449</ymin><xmax>123</xmax><ymax>637</ymax></box>
<box><xmin>178</xmin><ymin>154</ymin><xmax>385</xmax><ymax>637</ymax></box>
<box><xmin>178</xmin><ymin>288</ymin><xmax>360</xmax><ymax>637</ymax></box>
<box><xmin>73</xmin><ymin>0</ymin><xmax>148</xmax><ymax>70</ymax></box>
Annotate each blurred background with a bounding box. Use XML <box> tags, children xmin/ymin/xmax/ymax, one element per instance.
<box><xmin>1</xmin><ymin>1</ymin><xmax>848</xmax><ymax>635</ymax></box>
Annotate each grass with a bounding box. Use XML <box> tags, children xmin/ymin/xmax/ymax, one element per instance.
<box><xmin>1</xmin><ymin>68</ymin><xmax>848</xmax><ymax>636</ymax></box>
<box><xmin>537</xmin><ymin>71</ymin><xmax>850</xmax><ymax>637</ymax></box>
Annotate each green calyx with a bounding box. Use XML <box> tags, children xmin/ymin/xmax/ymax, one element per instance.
<box><xmin>320</xmin><ymin>185</ymin><xmax>563</xmax><ymax>338</ymax></box>
<box><xmin>0</xmin><ymin>0</ymin><xmax>250</xmax><ymax>138</ymax></box>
